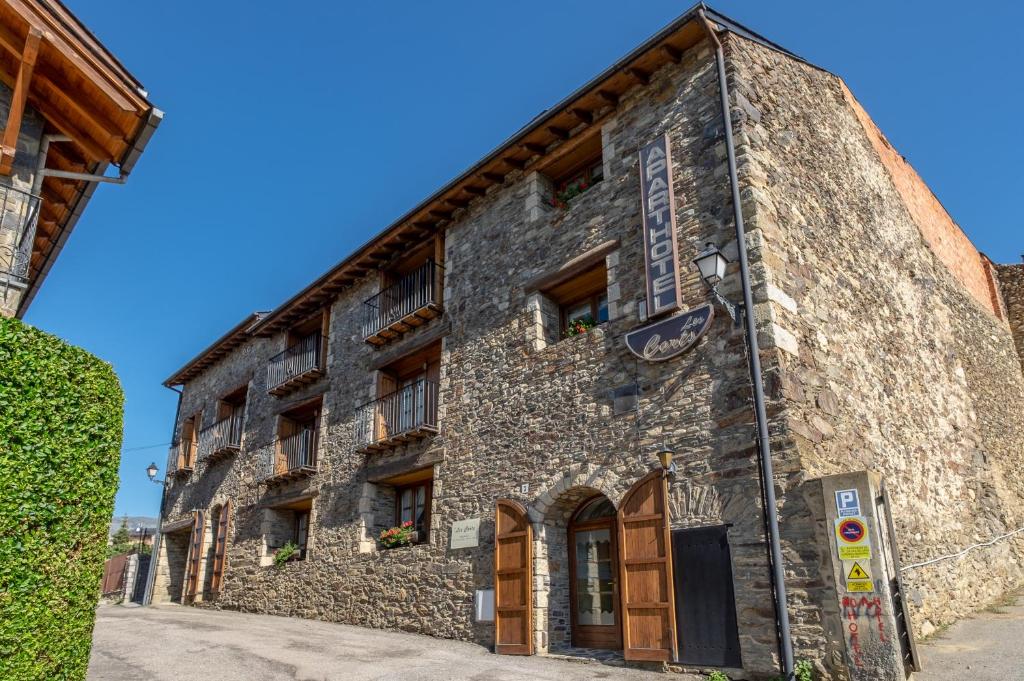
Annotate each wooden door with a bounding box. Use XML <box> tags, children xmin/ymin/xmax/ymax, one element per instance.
<box><xmin>209</xmin><ymin>502</ymin><xmax>231</xmax><ymax>594</ymax></box>
<box><xmin>184</xmin><ymin>509</ymin><xmax>205</xmax><ymax>603</ymax></box>
<box><xmin>495</xmin><ymin>499</ymin><xmax>533</xmax><ymax>655</ymax></box>
<box><xmin>672</xmin><ymin>526</ymin><xmax>741</xmax><ymax>666</ymax></box>
<box><xmin>375</xmin><ymin>371</ymin><xmax>397</xmax><ymax>440</ymax></box>
<box><xmin>617</xmin><ymin>471</ymin><xmax>677</xmax><ymax>662</ymax></box>
<box><xmin>569</xmin><ymin>511</ymin><xmax>622</xmax><ymax>649</ymax></box>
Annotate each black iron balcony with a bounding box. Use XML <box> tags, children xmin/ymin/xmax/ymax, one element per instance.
<box><xmin>362</xmin><ymin>259</ymin><xmax>443</xmax><ymax>345</ymax></box>
<box><xmin>354</xmin><ymin>379</ymin><xmax>439</xmax><ymax>453</ymax></box>
<box><xmin>199</xmin><ymin>412</ymin><xmax>244</xmax><ymax>464</ymax></box>
<box><xmin>0</xmin><ymin>183</ymin><xmax>42</xmax><ymax>297</ymax></box>
<box><xmin>265</xmin><ymin>429</ymin><xmax>318</xmax><ymax>483</ymax></box>
<box><xmin>267</xmin><ymin>331</ymin><xmax>325</xmax><ymax>396</ymax></box>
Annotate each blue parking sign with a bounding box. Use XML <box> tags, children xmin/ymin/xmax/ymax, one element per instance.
<box><xmin>835</xmin><ymin>489</ymin><xmax>861</xmax><ymax>517</ymax></box>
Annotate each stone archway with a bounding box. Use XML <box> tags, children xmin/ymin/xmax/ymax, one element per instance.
<box><xmin>528</xmin><ymin>465</ymin><xmax>625</xmax><ymax>654</ymax></box>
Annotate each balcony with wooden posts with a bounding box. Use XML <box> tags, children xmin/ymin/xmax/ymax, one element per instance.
<box><xmin>167</xmin><ymin>438</ymin><xmax>197</xmax><ymax>477</ymax></box>
<box><xmin>362</xmin><ymin>259</ymin><xmax>443</xmax><ymax>345</ymax></box>
<box><xmin>198</xmin><ymin>412</ymin><xmax>243</xmax><ymax>465</ymax></box>
<box><xmin>354</xmin><ymin>379</ymin><xmax>439</xmax><ymax>453</ymax></box>
<box><xmin>266</xmin><ymin>331</ymin><xmax>325</xmax><ymax>396</ymax></box>
<box><xmin>264</xmin><ymin>429</ymin><xmax>318</xmax><ymax>485</ymax></box>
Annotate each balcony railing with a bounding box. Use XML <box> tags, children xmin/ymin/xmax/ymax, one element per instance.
<box><xmin>168</xmin><ymin>438</ymin><xmax>197</xmax><ymax>476</ymax></box>
<box><xmin>0</xmin><ymin>183</ymin><xmax>42</xmax><ymax>296</ymax></box>
<box><xmin>265</xmin><ymin>429</ymin><xmax>318</xmax><ymax>483</ymax></box>
<box><xmin>267</xmin><ymin>331</ymin><xmax>324</xmax><ymax>395</ymax></box>
<box><xmin>354</xmin><ymin>379</ymin><xmax>439</xmax><ymax>453</ymax></box>
<box><xmin>362</xmin><ymin>259</ymin><xmax>443</xmax><ymax>344</ymax></box>
<box><xmin>198</xmin><ymin>412</ymin><xmax>244</xmax><ymax>463</ymax></box>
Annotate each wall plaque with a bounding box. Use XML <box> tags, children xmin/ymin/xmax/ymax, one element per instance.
<box><xmin>450</xmin><ymin>517</ymin><xmax>481</xmax><ymax>549</ymax></box>
<box><xmin>625</xmin><ymin>303</ymin><xmax>714</xmax><ymax>362</ymax></box>
<box><xmin>639</xmin><ymin>133</ymin><xmax>683</xmax><ymax>317</ymax></box>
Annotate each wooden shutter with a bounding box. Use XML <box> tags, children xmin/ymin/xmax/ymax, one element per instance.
<box><xmin>184</xmin><ymin>509</ymin><xmax>205</xmax><ymax>602</ymax></box>
<box><xmin>618</xmin><ymin>471</ymin><xmax>677</xmax><ymax>662</ymax></box>
<box><xmin>209</xmin><ymin>502</ymin><xmax>231</xmax><ymax>593</ymax></box>
<box><xmin>376</xmin><ymin>371</ymin><xmax>397</xmax><ymax>440</ymax></box>
<box><xmin>494</xmin><ymin>499</ymin><xmax>533</xmax><ymax>655</ymax></box>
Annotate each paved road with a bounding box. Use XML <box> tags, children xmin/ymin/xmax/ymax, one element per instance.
<box><xmin>916</xmin><ymin>592</ymin><xmax>1024</xmax><ymax>681</ymax></box>
<box><xmin>88</xmin><ymin>605</ymin><xmax>682</xmax><ymax>681</ymax></box>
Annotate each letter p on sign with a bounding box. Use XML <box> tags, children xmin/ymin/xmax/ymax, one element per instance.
<box><xmin>835</xmin><ymin>489</ymin><xmax>860</xmax><ymax>518</ymax></box>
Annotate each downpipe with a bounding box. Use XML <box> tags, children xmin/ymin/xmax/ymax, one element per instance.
<box><xmin>698</xmin><ymin>9</ymin><xmax>796</xmax><ymax>680</ymax></box>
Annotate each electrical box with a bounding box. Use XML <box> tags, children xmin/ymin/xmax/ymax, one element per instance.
<box><xmin>474</xmin><ymin>589</ymin><xmax>494</xmax><ymax>622</ymax></box>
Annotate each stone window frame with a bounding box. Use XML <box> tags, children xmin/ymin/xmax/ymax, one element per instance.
<box><xmin>258</xmin><ymin>496</ymin><xmax>315</xmax><ymax>567</ymax></box>
<box><xmin>394</xmin><ymin>479</ymin><xmax>433</xmax><ymax>544</ymax></box>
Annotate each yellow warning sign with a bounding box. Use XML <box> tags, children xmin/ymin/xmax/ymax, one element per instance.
<box><xmin>847</xmin><ymin>562</ymin><xmax>870</xmax><ymax>580</ymax></box>
<box><xmin>846</xmin><ymin>580</ymin><xmax>874</xmax><ymax>593</ymax></box>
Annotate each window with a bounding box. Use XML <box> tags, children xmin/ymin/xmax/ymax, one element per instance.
<box><xmin>274</xmin><ymin>397</ymin><xmax>321</xmax><ymax>476</ymax></box>
<box><xmin>294</xmin><ymin>510</ymin><xmax>310</xmax><ymax>560</ymax></box>
<box><xmin>395</xmin><ymin>480</ymin><xmax>432</xmax><ymax>539</ymax></box>
<box><xmin>543</xmin><ymin>260</ymin><xmax>609</xmax><ymax>338</ymax></box>
<box><xmin>543</xmin><ymin>133</ymin><xmax>604</xmax><ymax>208</ymax></box>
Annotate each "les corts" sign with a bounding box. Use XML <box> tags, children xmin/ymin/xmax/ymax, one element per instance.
<box><xmin>639</xmin><ymin>134</ymin><xmax>682</xmax><ymax>318</ymax></box>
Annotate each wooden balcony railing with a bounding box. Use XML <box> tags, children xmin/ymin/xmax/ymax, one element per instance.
<box><xmin>354</xmin><ymin>379</ymin><xmax>439</xmax><ymax>453</ymax></box>
<box><xmin>265</xmin><ymin>429</ymin><xmax>318</xmax><ymax>483</ymax></box>
<box><xmin>362</xmin><ymin>259</ymin><xmax>443</xmax><ymax>345</ymax></box>
<box><xmin>267</xmin><ymin>331</ymin><xmax>325</xmax><ymax>395</ymax></box>
<box><xmin>198</xmin><ymin>412</ymin><xmax>244</xmax><ymax>463</ymax></box>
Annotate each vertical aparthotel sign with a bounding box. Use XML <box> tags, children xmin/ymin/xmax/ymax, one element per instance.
<box><xmin>639</xmin><ymin>133</ymin><xmax>682</xmax><ymax>317</ymax></box>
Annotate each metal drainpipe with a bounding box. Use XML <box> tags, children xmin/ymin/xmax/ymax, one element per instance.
<box><xmin>142</xmin><ymin>384</ymin><xmax>183</xmax><ymax>606</ymax></box>
<box><xmin>698</xmin><ymin>9</ymin><xmax>796</xmax><ymax>680</ymax></box>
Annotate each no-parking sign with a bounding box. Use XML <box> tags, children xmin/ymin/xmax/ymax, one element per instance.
<box><xmin>834</xmin><ymin>516</ymin><xmax>871</xmax><ymax>560</ymax></box>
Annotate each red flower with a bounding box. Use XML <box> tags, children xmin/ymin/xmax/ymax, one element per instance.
<box><xmin>402</xmin><ymin>521</ymin><xmax>413</xmax><ymax>528</ymax></box>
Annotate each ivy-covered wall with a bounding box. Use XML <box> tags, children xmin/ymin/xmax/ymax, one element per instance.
<box><xmin>0</xmin><ymin>316</ymin><xmax>124</xmax><ymax>681</ymax></box>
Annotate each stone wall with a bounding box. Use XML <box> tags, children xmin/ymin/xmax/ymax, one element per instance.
<box><xmin>725</xmin><ymin>35</ymin><xmax>1024</xmax><ymax>662</ymax></box>
<box><xmin>997</xmin><ymin>264</ymin><xmax>1024</xmax><ymax>372</ymax></box>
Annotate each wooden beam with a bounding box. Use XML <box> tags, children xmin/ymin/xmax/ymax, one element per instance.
<box><xmin>463</xmin><ymin>185</ymin><xmax>486</xmax><ymax>196</ymax></box>
<box><xmin>0</xmin><ymin>28</ymin><xmax>40</xmax><ymax>175</ymax></box>
<box><xmin>597</xmin><ymin>89</ymin><xmax>619</xmax><ymax>105</ymax></box>
<box><xmin>27</xmin><ymin>92</ymin><xmax>112</xmax><ymax>162</ymax></box>
<box><xmin>661</xmin><ymin>44</ymin><xmax>682</xmax><ymax>63</ymax></box>
<box><xmin>570</xmin><ymin>108</ymin><xmax>593</xmax><ymax>124</ymax></box>
<box><xmin>35</xmin><ymin>67</ymin><xmax>127</xmax><ymax>147</ymax></box>
<box><xmin>627</xmin><ymin>68</ymin><xmax>650</xmax><ymax>86</ymax></box>
<box><xmin>444</xmin><ymin>197</ymin><xmax>469</xmax><ymax>209</ymax></box>
<box><xmin>547</xmin><ymin>126</ymin><xmax>570</xmax><ymax>140</ymax></box>
<box><xmin>481</xmin><ymin>171</ymin><xmax>504</xmax><ymax>183</ymax></box>
<box><xmin>0</xmin><ymin>19</ymin><xmax>24</xmax><ymax>59</ymax></box>
<box><xmin>429</xmin><ymin>209</ymin><xmax>453</xmax><ymax>220</ymax></box>
<box><xmin>503</xmin><ymin>157</ymin><xmax>526</xmax><ymax>170</ymax></box>
<box><xmin>520</xmin><ymin>142</ymin><xmax>546</xmax><ymax>155</ymax></box>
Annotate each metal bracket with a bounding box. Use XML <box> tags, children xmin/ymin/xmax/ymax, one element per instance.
<box><xmin>706</xmin><ymin>283</ymin><xmax>743</xmax><ymax>326</ymax></box>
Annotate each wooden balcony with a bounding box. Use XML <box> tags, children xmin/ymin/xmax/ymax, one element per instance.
<box><xmin>264</xmin><ymin>430</ymin><xmax>318</xmax><ymax>485</ymax></box>
<box><xmin>267</xmin><ymin>331</ymin><xmax>325</xmax><ymax>396</ymax></box>
<box><xmin>362</xmin><ymin>260</ymin><xmax>443</xmax><ymax>345</ymax></box>
<box><xmin>198</xmin><ymin>413</ymin><xmax>243</xmax><ymax>465</ymax></box>
<box><xmin>354</xmin><ymin>379</ymin><xmax>439</xmax><ymax>453</ymax></box>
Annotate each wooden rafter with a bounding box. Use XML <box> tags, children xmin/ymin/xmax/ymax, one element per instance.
<box><xmin>0</xmin><ymin>27</ymin><xmax>40</xmax><ymax>174</ymax></box>
<box><xmin>520</xmin><ymin>142</ymin><xmax>546</xmax><ymax>155</ymax></box>
<box><xmin>547</xmin><ymin>125</ymin><xmax>569</xmax><ymax>140</ymax></box>
<box><xmin>661</xmin><ymin>44</ymin><xmax>682</xmax><ymax>63</ymax></box>
<box><xmin>480</xmin><ymin>171</ymin><xmax>504</xmax><ymax>183</ymax></box>
<box><xmin>597</xmin><ymin>89</ymin><xmax>620</xmax><ymax>105</ymax></box>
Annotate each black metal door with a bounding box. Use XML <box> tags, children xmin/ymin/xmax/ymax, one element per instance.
<box><xmin>875</xmin><ymin>487</ymin><xmax>920</xmax><ymax>675</ymax></box>
<box><xmin>671</xmin><ymin>526</ymin><xmax>742</xmax><ymax>667</ymax></box>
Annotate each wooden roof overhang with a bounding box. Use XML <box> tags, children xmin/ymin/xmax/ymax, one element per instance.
<box><xmin>0</xmin><ymin>0</ymin><xmax>162</xmax><ymax>317</ymax></box>
<box><xmin>163</xmin><ymin>312</ymin><xmax>269</xmax><ymax>387</ymax></box>
<box><xmin>250</xmin><ymin>6</ymin><xmax>744</xmax><ymax>337</ymax></box>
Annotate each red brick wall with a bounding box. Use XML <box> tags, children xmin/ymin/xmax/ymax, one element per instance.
<box><xmin>842</xmin><ymin>83</ymin><xmax>1005</xmax><ymax>319</ymax></box>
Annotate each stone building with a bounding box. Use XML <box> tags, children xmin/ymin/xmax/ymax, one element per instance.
<box><xmin>152</xmin><ymin>6</ymin><xmax>1024</xmax><ymax>680</ymax></box>
<box><xmin>0</xmin><ymin>0</ymin><xmax>160</xmax><ymax>318</ymax></box>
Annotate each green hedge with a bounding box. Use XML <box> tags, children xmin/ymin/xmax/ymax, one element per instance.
<box><xmin>0</xmin><ymin>316</ymin><xmax>123</xmax><ymax>681</ymax></box>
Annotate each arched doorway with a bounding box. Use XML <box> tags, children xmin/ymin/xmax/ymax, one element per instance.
<box><xmin>568</xmin><ymin>495</ymin><xmax>621</xmax><ymax>650</ymax></box>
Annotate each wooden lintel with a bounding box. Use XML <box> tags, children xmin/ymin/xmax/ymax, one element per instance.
<box><xmin>521</xmin><ymin>142</ymin><xmax>547</xmax><ymax>155</ymax></box>
<box><xmin>597</xmin><ymin>89</ymin><xmax>619</xmax><ymax>105</ymax></box>
<box><xmin>570</xmin><ymin>108</ymin><xmax>593</xmax><ymax>124</ymax></box>
<box><xmin>481</xmin><ymin>171</ymin><xmax>504</xmax><ymax>183</ymax></box>
<box><xmin>627</xmin><ymin>68</ymin><xmax>650</xmax><ymax>85</ymax></box>
<box><xmin>661</xmin><ymin>44</ymin><xmax>682</xmax><ymax>63</ymax></box>
<box><xmin>547</xmin><ymin>126</ymin><xmax>570</xmax><ymax>140</ymax></box>
<box><xmin>0</xmin><ymin>28</ymin><xmax>41</xmax><ymax>175</ymax></box>
<box><xmin>463</xmin><ymin>185</ymin><xmax>486</xmax><ymax>196</ymax></box>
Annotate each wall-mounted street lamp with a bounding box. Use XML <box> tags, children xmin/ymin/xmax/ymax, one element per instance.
<box><xmin>145</xmin><ymin>462</ymin><xmax>164</xmax><ymax>484</ymax></box>
<box><xmin>656</xmin><ymin>445</ymin><xmax>677</xmax><ymax>477</ymax></box>
<box><xmin>692</xmin><ymin>242</ymin><xmax>741</xmax><ymax>323</ymax></box>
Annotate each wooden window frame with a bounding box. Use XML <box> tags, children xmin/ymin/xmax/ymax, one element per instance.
<box><xmin>561</xmin><ymin>290</ymin><xmax>609</xmax><ymax>336</ymax></box>
<box><xmin>294</xmin><ymin>509</ymin><xmax>310</xmax><ymax>560</ymax></box>
<box><xmin>394</xmin><ymin>479</ymin><xmax>433</xmax><ymax>543</ymax></box>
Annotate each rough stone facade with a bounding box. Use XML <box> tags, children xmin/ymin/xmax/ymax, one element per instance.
<box><xmin>997</xmin><ymin>264</ymin><xmax>1024</xmax><ymax>373</ymax></box>
<box><xmin>153</xmin><ymin>25</ymin><xmax>1024</xmax><ymax>681</ymax></box>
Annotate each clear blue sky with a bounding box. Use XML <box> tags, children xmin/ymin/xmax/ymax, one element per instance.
<box><xmin>23</xmin><ymin>1</ymin><xmax>1023</xmax><ymax>518</ymax></box>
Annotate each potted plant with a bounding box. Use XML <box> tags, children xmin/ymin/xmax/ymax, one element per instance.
<box><xmin>565</xmin><ymin>314</ymin><xmax>596</xmax><ymax>337</ymax></box>
<box><xmin>379</xmin><ymin>520</ymin><xmax>417</xmax><ymax>549</ymax></box>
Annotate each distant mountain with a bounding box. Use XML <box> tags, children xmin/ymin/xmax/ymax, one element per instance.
<box><xmin>109</xmin><ymin>515</ymin><xmax>158</xmax><ymax>536</ymax></box>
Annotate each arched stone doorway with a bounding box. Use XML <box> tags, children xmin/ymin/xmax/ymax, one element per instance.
<box><xmin>534</xmin><ymin>485</ymin><xmax>621</xmax><ymax>654</ymax></box>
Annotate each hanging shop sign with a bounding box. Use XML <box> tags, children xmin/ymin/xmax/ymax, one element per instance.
<box><xmin>625</xmin><ymin>303</ymin><xmax>714</xmax><ymax>362</ymax></box>
<box><xmin>639</xmin><ymin>133</ymin><xmax>683</xmax><ymax>318</ymax></box>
